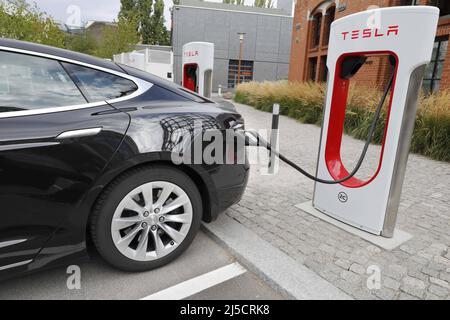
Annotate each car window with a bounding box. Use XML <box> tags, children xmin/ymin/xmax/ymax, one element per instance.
<box><xmin>146</xmin><ymin>85</ymin><xmax>189</xmax><ymax>102</ymax></box>
<box><xmin>62</xmin><ymin>63</ymin><xmax>138</xmax><ymax>102</ymax></box>
<box><xmin>0</xmin><ymin>51</ymin><xmax>87</xmax><ymax>113</ymax></box>
<box><xmin>118</xmin><ymin>64</ymin><xmax>214</xmax><ymax>104</ymax></box>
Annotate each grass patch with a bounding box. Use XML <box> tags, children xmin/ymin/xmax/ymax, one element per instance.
<box><xmin>235</xmin><ymin>81</ymin><xmax>450</xmax><ymax>162</ymax></box>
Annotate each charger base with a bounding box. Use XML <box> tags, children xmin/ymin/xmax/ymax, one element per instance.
<box><xmin>295</xmin><ymin>201</ymin><xmax>412</xmax><ymax>251</ymax></box>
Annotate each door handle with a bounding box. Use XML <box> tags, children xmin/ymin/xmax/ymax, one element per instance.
<box><xmin>56</xmin><ymin>127</ymin><xmax>102</xmax><ymax>140</ymax></box>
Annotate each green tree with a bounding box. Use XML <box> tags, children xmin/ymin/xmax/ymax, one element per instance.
<box><xmin>223</xmin><ymin>0</ymin><xmax>245</xmax><ymax>4</ymax></box>
<box><xmin>0</xmin><ymin>0</ymin><xmax>139</xmax><ymax>59</ymax></box>
<box><xmin>254</xmin><ymin>0</ymin><xmax>273</xmax><ymax>8</ymax></box>
<box><xmin>119</xmin><ymin>0</ymin><xmax>139</xmax><ymax>31</ymax></box>
<box><xmin>65</xmin><ymin>32</ymin><xmax>97</xmax><ymax>55</ymax></box>
<box><xmin>0</xmin><ymin>0</ymin><xmax>65</xmax><ymax>47</ymax></box>
<box><xmin>119</xmin><ymin>0</ymin><xmax>170</xmax><ymax>45</ymax></box>
<box><xmin>253</xmin><ymin>0</ymin><xmax>264</xmax><ymax>7</ymax></box>
<box><xmin>120</xmin><ymin>0</ymin><xmax>138</xmax><ymax>20</ymax></box>
<box><xmin>150</xmin><ymin>0</ymin><xmax>170</xmax><ymax>45</ymax></box>
<box><xmin>137</xmin><ymin>0</ymin><xmax>153</xmax><ymax>44</ymax></box>
<box><xmin>94</xmin><ymin>16</ymin><xmax>140</xmax><ymax>59</ymax></box>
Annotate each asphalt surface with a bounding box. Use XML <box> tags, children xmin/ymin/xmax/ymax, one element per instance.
<box><xmin>0</xmin><ymin>231</ymin><xmax>283</xmax><ymax>300</ymax></box>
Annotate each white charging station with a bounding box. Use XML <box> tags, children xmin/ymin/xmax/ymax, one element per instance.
<box><xmin>182</xmin><ymin>42</ymin><xmax>214</xmax><ymax>98</ymax></box>
<box><xmin>311</xmin><ymin>6</ymin><xmax>439</xmax><ymax>239</ymax></box>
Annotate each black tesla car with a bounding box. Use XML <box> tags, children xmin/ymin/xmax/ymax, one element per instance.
<box><xmin>0</xmin><ymin>39</ymin><xmax>249</xmax><ymax>279</ymax></box>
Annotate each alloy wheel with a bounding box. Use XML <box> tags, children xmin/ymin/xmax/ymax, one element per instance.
<box><xmin>111</xmin><ymin>181</ymin><xmax>193</xmax><ymax>261</ymax></box>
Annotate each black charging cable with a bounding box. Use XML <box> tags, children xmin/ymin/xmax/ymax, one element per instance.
<box><xmin>244</xmin><ymin>64</ymin><xmax>395</xmax><ymax>185</ymax></box>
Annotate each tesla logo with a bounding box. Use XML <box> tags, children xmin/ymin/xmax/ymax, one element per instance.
<box><xmin>338</xmin><ymin>192</ymin><xmax>348</xmax><ymax>203</ymax></box>
<box><xmin>341</xmin><ymin>25</ymin><xmax>399</xmax><ymax>40</ymax></box>
<box><xmin>184</xmin><ymin>50</ymin><xmax>199</xmax><ymax>57</ymax></box>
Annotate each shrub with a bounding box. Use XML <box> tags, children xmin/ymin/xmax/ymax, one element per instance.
<box><xmin>235</xmin><ymin>81</ymin><xmax>450</xmax><ymax>162</ymax></box>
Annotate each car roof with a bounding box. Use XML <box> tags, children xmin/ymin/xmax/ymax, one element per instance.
<box><xmin>0</xmin><ymin>38</ymin><xmax>215</xmax><ymax>104</ymax></box>
<box><xmin>0</xmin><ymin>38</ymin><xmax>123</xmax><ymax>72</ymax></box>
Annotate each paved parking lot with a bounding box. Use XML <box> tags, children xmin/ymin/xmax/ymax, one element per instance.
<box><xmin>0</xmin><ymin>231</ymin><xmax>283</xmax><ymax>300</ymax></box>
<box><xmin>2</xmin><ymin>99</ymin><xmax>448</xmax><ymax>300</ymax></box>
<box><xmin>225</xmin><ymin>101</ymin><xmax>450</xmax><ymax>300</ymax></box>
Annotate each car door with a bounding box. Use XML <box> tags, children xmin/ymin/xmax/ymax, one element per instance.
<box><xmin>0</xmin><ymin>50</ymin><xmax>138</xmax><ymax>272</ymax></box>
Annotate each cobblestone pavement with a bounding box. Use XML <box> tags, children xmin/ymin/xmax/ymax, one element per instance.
<box><xmin>226</xmin><ymin>102</ymin><xmax>450</xmax><ymax>300</ymax></box>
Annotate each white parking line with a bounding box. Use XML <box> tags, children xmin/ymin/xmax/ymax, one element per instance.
<box><xmin>140</xmin><ymin>262</ymin><xmax>247</xmax><ymax>300</ymax></box>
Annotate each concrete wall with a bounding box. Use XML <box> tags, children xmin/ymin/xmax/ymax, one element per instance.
<box><xmin>172</xmin><ymin>5</ymin><xmax>293</xmax><ymax>91</ymax></box>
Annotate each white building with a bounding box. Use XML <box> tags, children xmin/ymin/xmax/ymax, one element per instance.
<box><xmin>113</xmin><ymin>45</ymin><xmax>174</xmax><ymax>82</ymax></box>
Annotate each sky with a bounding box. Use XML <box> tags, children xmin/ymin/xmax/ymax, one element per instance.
<box><xmin>27</xmin><ymin>0</ymin><xmax>256</xmax><ymax>29</ymax></box>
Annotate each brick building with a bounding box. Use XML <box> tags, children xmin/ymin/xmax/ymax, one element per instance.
<box><xmin>288</xmin><ymin>0</ymin><xmax>450</xmax><ymax>93</ymax></box>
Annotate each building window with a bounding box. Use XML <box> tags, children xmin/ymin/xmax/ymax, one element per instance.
<box><xmin>228</xmin><ymin>60</ymin><xmax>254</xmax><ymax>88</ymax></box>
<box><xmin>423</xmin><ymin>36</ymin><xmax>448</xmax><ymax>94</ymax></box>
<box><xmin>306</xmin><ymin>1</ymin><xmax>335</xmax><ymax>82</ymax></box>
<box><xmin>319</xmin><ymin>56</ymin><xmax>328</xmax><ymax>82</ymax></box>
<box><xmin>310</xmin><ymin>13</ymin><xmax>322</xmax><ymax>49</ymax></box>
<box><xmin>323</xmin><ymin>6</ymin><xmax>335</xmax><ymax>46</ymax></box>
<box><xmin>429</xmin><ymin>0</ymin><xmax>450</xmax><ymax>16</ymax></box>
<box><xmin>308</xmin><ymin>57</ymin><xmax>318</xmax><ymax>81</ymax></box>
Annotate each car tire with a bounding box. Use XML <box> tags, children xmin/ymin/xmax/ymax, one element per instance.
<box><xmin>90</xmin><ymin>165</ymin><xmax>202</xmax><ymax>272</ymax></box>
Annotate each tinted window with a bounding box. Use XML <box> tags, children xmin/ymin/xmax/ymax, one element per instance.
<box><xmin>62</xmin><ymin>63</ymin><xmax>138</xmax><ymax>102</ymax></box>
<box><xmin>147</xmin><ymin>85</ymin><xmax>189</xmax><ymax>102</ymax></box>
<box><xmin>0</xmin><ymin>51</ymin><xmax>86</xmax><ymax>113</ymax></box>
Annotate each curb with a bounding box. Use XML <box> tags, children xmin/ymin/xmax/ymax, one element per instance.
<box><xmin>202</xmin><ymin>213</ymin><xmax>353</xmax><ymax>300</ymax></box>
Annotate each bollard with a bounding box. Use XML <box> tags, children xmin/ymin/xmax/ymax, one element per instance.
<box><xmin>268</xmin><ymin>103</ymin><xmax>280</xmax><ymax>174</ymax></box>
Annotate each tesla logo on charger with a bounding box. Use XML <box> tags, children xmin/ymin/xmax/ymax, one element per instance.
<box><xmin>341</xmin><ymin>25</ymin><xmax>399</xmax><ymax>40</ymax></box>
<box><xmin>184</xmin><ymin>50</ymin><xmax>199</xmax><ymax>57</ymax></box>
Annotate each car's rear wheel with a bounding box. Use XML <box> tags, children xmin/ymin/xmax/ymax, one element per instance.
<box><xmin>91</xmin><ymin>165</ymin><xmax>202</xmax><ymax>272</ymax></box>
